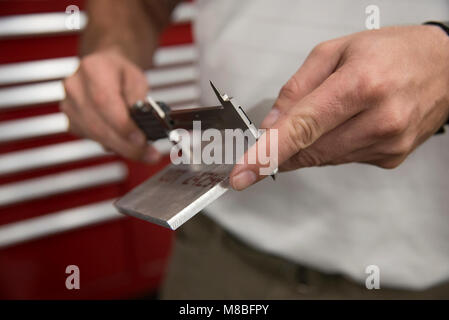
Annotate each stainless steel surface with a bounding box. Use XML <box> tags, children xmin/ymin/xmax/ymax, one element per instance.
<box><xmin>0</xmin><ymin>56</ymin><xmax>197</xmax><ymax>86</ymax></box>
<box><xmin>0</xmin><ymin>113</ymin><xmax>68</xmax><ymax>142</ymax></box>
<box><xmin>0</xmin><ymin>81</ymin><xmax>65</xmax><ymax>109</ymax></box>
<box><xmin>146</xmin><ymin>65</ymin><xmax>198</xmax><ymax>88</ymax></box>
<box><xmin>115</xmin><ymin>163</ymin><xmax>231</xmax><ymax>230</ymax></box>
<box><xmin>0</xmin><ymin>2</ymin><xmax>197</xmax><ymax>245</ymax></box>
<box><xmin>0</xmin><ymin>12</ymin><xmax>87</xmax><ymax>38</ymax></box>
<box><xmin>0</xmin><ymin>111</ymin><xmax>196</xmax><ymax>146</ymax></box>
<box><xmin>115</xmin><ymin>83</ymin><xmax>260</xmax><ymax>230</ymax></box>
<box><xmin>0</xmin><ymin>2</ymin><xmax>194</xmax><ymax>39</ymax></box>
<box><xmin>0</xmin><ymin>57</ymin><xmax>79</xmax><ymax>86</ymax></box>
<box><xmin>153</xmin><ymin>44</ymin><xmax>197</xmax><ymax>66</ymax></box>
<box><xmin>0</xmin><ymin>200</ymin><xmax>121</xmax><ymax>249</ymax></box>
<box><xmin>0</xmin><ymin>140</ymin><xmax>108</xmax><ymax>175</ymax></box>
<box><xmin>150</xmin><ymin>84</ymin><xmax>199</xmax><ymax>105</ymax></box>
<box><xmin>172</xmin><ymin>2</ymin><xmax>197</xmax><ymax>23</ymax></box>
<box><xmin>0</xmin><ymin>81</ymin><xmax>199</xmax><ymax>109</ymax></box>
<box><xmin>0</xmin><ymin>162</ymin><xmax>126</xmax><ymax>207</ymax></box>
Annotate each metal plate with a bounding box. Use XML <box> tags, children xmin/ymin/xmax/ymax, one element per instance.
<box><xmin>115</xmin><ymin>163</ymin><xmax>232</xmax><ymax>230</ymax></box>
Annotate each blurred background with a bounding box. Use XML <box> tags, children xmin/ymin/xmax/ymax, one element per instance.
<box><xmin>0</xmin><ymin>0</ymin><xmax>198</xmax><ymax>299</ymax></box>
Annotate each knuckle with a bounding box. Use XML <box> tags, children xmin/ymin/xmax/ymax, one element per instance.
<box><xmin>287</xmin><ymin>114</ymin><xmax>320</xmax><ymax>151</ymax></box>
<box><xmin>378</xmin><ymin>108</ymin><xmax>409</xmax><ymax>137</ymax></box>
<box><xmin>295</xmin><ymin>148</ymin><xmax>325</xmax><ymax>167</ymax></box>
<box><xmin>100</xmin><ymin>144</ymin><xmax>112</xmax><ymax>153</ymax></box>
<box><xmin>67</xmin><ymin>122</ymin><xmax>76</xmax><ymax>134</ymax></box>
<box><xmin>124</xmin><ymin>82</ymin><xmax>148</xmax><ymax>106</ymax></box>
<box><xmin>113</xmin><ymin>115</ymin><xmax>134</xmax><ymax>136</ymax></box>
<box><xmin>68</xmin><ymin>122</ymin><xmax>84</xmax><ymax>137</ymax></box>
<box><xmin>394</xmin><ymin>141</ymin><xmax>413</xmax><ymax>156</ymax></box>
<box><xmin>311</xmin><ymin>41</ymin><xmax>334</xmax><ymax>57</ymax></box>
<box><xmin>119</xmin><ymin>144</ymin><xmax>144</xmax><ymax>160</ymax></box>
<box><xmin>378</xmin><ymin>161</ymin><xmax>398</xmax><ymax>169</ymax></box>
<box><xmin>59</xmin><ymin>100</ymin><xmax>70</xmax><ymax>113</ymax></box>
<box><xmin>59</xmin><ymin>100</ymin><xmax>77</xmax><ymax>121</ymax></box>
<box><xmin>376</xmin><ymin>157</ymin><xmax>404</xmax><ymax>170</ymax></box>
<box><xmin>87</xmin><ymin>123</ymin><xmax>103</xmax><ymax>140</ymax></box>
<box><xmin>79</xmin><ymin>55</ymin><xmax>96</xmax><ymax>70</ymax></box>
<box><xmin>85</xmin><ymin>118</ymin><xmax>107</xmax><ymax>141</ymax></box>
<box><xmin>355</xmin><ymin>71</ymin><xmax>388</xmax><ymax>101</ymax></box>
<box><xmin>63</xmin><ymin>77</ymin><xmax>77</xmax><ymax>98</ymax></box>
<box><xmin>128</xmin><ymin>64</ymin><xmax>145</xmax><ymax>80</ymax></box>
<box><xmin>384</xmin><ymin>136</ymin><xmax>414</xmax><ymax>157</ymax></box>
<box><xmin>328</xmin><ymin>157</ymin><xmax>347</xmax><ymax>166</ymax></box>
<box><xmin>92</xmin><ymin>91</ymin><xmax>110</xmax><ymax>107</ymax></box>
<box><xmin>279</xmin><ymin>76</ymin><xmax>301</xmax><ymax>100</ymax></box>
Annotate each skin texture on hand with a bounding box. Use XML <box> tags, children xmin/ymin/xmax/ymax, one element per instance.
<box><xmin>61</xmin><ymin>48</ymin><xmax>161</xmax><ymax>162</ymax></box>
<box><xmin>60</xmin><ymin>0</ymin><xmax>180</xmax><ymax>163</ymax></box>
<box><xmin>230</xmin><ymin>25</ymin><xmax>449</xmax><ymax>191</ymax></box>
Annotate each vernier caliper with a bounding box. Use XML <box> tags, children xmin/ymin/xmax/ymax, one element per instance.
<box><xmin>114</xmin><ymin>82</ymin><xmax>275</xmax><ymax>230</ymax></box>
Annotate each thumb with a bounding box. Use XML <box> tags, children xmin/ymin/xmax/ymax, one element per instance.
<box><xmin>230</xmin><ymin>65</ymin><xmax>363</xmax><ymax>190</ymax></box>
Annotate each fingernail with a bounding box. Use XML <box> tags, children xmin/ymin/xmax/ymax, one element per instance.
<box><xmin>144</xmin><ymin>149</ymin><xmax>161</xmax><ymax>163</ymax></box>
<box><xmin>262</xmin><ymin>108</ymin><xmax>280</xmax><ymax>127</ymax></box>
<box><xmin>231</xmin><ymin>170</ymin><xmax>257</xmax><ymax>190</ymax></box>
<box><xmin>129</xmin><ymin>131</ymin><xmax>145</xmax><ymax>146</ymax></box>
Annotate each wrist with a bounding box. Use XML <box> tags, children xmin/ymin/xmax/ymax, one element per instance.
<box><xmin>424</xmin><ymin>21</ymin><xmax>449</xmax><ymax>36</ymax></box>
<box><xmin>424</xmin><ymin>21</ymin><xmax>449</xmax><ymax>133</ymax></box>
<box><xmin>81</xmin><ymin>0</ymin><xmax>161</xmax><ymax>69</ymax></box>
<box><xmin>80</xmin><ymin>27</ymin><xmax>158</xmax><ymax>68</ymax></box>
<box><xmin>422</xmin><ymin>22</ymin><xmax>449</xmax><ymax>51</ymax></box>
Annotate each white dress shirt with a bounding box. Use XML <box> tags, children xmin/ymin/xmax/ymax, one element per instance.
<box><xmin>194</xmin><ymin>0</ymin><xmax>449</xmax><ymax>289</ymax></box>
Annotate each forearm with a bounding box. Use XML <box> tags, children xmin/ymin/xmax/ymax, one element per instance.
<box><xmin>81</xmin><ymin>0</ymin><xmax>179</xmax><ymax>68</ymax></box>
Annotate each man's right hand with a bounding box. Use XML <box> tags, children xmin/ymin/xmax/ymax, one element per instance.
<box><xmin>60</xmin><ymin>48</ymin><xmax>161</xmax><ymax>163</ymax></box>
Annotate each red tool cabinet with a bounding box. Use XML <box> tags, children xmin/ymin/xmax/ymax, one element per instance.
<box><xmin>0</xmin><ymin>0</ymin><xmax>197</xmax><ymax>299</ymax></box>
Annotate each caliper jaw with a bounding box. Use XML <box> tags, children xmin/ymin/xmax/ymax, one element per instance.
<box><xmin>115</xmin><ymin>82</ymin><xmax>274</xmax><ymax>230</ymax></box>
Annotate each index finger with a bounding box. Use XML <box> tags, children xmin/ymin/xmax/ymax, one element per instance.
<box><xmin>230</xmin><ymin>66</ymin><xmax>366</xmax><ymax>190</ymax></box>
